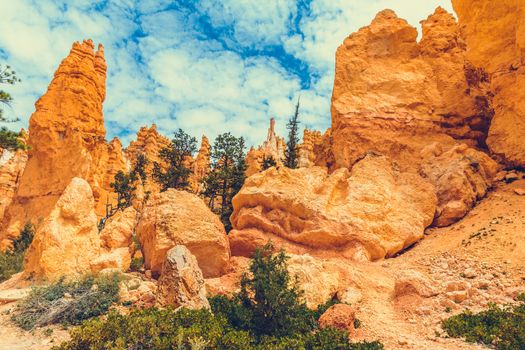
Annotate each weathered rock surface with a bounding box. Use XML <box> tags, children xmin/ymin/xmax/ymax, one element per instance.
<box><xmin>0</xmin><ymin>40</ymin><xmax>126</xmax><ymax>244</ymax></box>
<box><xmin>420</xmin><ymin>143</ymin><xmax>498</xmax><ymax>226</ymax></box>
<box><xmin>136</xmin><ymin>189</ymin><xmax>230</xmax><ymax>278</ymax></box>
<box><xmin>330</xmin><ymin>8</ymin><xmax>490</xmax><ymax>173</ymax></box>
<box><xmin>297</xmin><ymin>129</ymin><xmax>323</xmax><ymax>168</ymax></box>
<box><xmin>452</xmin><ymin>0</ymin><xmax>525</xmax><ymax>167</ymax></box>
<box><xmin>190</xmin><ymin>135</ymin><xmax>211</xmax><ymax>192</ymax></box>
<box><xmin>318</xmin><ymin>304</ymin><xmax>356</xmax><ymax>334</ymax></box>
<box><xmin>156</xmin><ymin>245</ymin><xmax>210</xmax><ymax>309</ymax></box>
<box><xmin>231</xmin><ymin>154</ymin><xmax>436</xmax><ymax>261</ymax></box>
<box><xmin>23</xmin><ymin>178</ymin><xmax>102</xmax><ymax>281</ymax></box>
<box><xmin>0</xmin><ymin>148</ymin><xmax>27</xmax><ymax>236</ymax></box>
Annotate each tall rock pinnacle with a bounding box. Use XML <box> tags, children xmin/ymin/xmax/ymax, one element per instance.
<box><xmin>0</xmin><ymin>40</ymin><xmax>126</xmax><ymax>246</ymax></box>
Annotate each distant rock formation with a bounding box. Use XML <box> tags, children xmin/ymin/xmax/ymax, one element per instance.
<box><xmin>452</xmin><ymin>0</ymin><xmax>525</xmax><ymax>167</ymax></box>
<box><xmin>0</xmin><ymin>148</ymin><xmax>27</xmax><ymax>228</ymax></box>
<box><xmin>0</xmin><ymin>40</ymin><xmax>126</xmax><ymax>246</ymax></box>
<box><xmin>190</xmin><ymin>135</ymin><xmax>211</xmax><ymax>192</ymax></box>
<box><xmin>246</xmin><ymin>118</ymin><xmax>286</xmax><ymax>176</ymax></box>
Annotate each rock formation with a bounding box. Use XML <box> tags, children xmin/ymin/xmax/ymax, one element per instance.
<box><xmin>23</xmin><ymin>178</ymin><xmax>102</xmax><ymax>281</ymax></box>
<box><xmin>246</xmin><ymin>118</ymin><xmax>286</xmax><ymax>176</ymax></box>
<box><xmin>297</xmin><ymin>129</ymin><xmax>323</xmax><ymax>168</ymax></box>
<box><xmin>0</xmin><ymin>148</ymin><xmax>27</xmax><ymax>235</ymax></box>
<box><xmin>452</xmin><ymin>0</ymin><xmax>525</xmax><ymax>167</ymax></box>
<box><xmin>0</xmin><ymin>40</ymin><xmax>126</xmax><ymax>244</ymax></box>
<box><xmin>136</xmin><ymin>189</ymin><xmax>230</xmax><ymax>278</ymax></box>
<box><xmin>318</xmin><ymin>304</ymin><xmax>356</xmax><ymax>334</ymax></box>
<box><xmin>230</xmin><ymin>154</ymin><xmax>436</xmax><ymax>261</ymax></box>
<box><xmin>156</xmin><ymin>245</ymin><xmax>210</xmax><ymax>309</ymax></box>
<box><xmin>189</xmin><ymin>135</ymin><xmax>211</xmax><ymax>192</ymax></box>
<box><xmin>330</xmin><ymin>8</ymin><xmax>490</xmax><ymax>170</ymax></box>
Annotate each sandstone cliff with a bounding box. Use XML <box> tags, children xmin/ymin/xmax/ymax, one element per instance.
<box><xmin>0</xmin><ymin>40</ymin><xmax>126</xmax><ymax>245</ymax></box>
<box><xmin>452</xmin><ymin>0</ymin><xmax>525</xmax><ymax>167</ymax></box>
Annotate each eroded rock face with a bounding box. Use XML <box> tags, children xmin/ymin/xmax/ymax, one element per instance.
<box><xmin>136</xmin><ymin>189</ymin><xmax>230</xmax><ymax>278</ymax></box>
<box><xmin>452</xmin><ymin>0</ymin><xmax>525</xmax><ymax>167</ymax></box>
<box><xmin>246</xmin><ymin>118</ymin><xmax>286</xmax><ymax>176</ymax></box>
<box><xmin>420</xmin><ymin>143</ymin><xmax>499</xmax><ymax>226</ymax></box>
<box><xmin>0</xmin><ymin>40</ymin><xmax>126</xmax><ymax>243</ymax></box>
<box><xmin>190</xmin><ymin>136</ymin><xmax>211</xmax><ymax>192</ymax></box>
<box><xmin>0</xmin><ymin>148</ymin><xmax>27</xmax><ymax>234</ymax></box>
<box><xmin>157</xmin><ymin>245</ymin><xmax>210</xmax><ymax>309</ymax></box>
<box><xmin>330</xmin><ymin>8</ymin><xmax>491</xmax><ymax>173</ymax></box>
<box><xmin>297</xmin><ymin>129</ymin><xmax>323</xmax><ymax>168</ymax></box>
<box><xmin>231</xmin><ymin>154</ymin><xmax>436</xmax><ymax>261</ymax></box>
<box><xmin>23</xmin><ymin>178</ymin><xmax>102</xmax><ymax>281</ymax></box>
<box><xmin>318</xmin><ymin>304</ymin><xmax>356</xmax><ymax>334</ymax></box>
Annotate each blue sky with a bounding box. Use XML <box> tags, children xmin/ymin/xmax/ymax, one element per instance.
<box><xmin>0</xmin><ymin>0</ymin><xmax>453</xmax><ymax>147</ymax></box>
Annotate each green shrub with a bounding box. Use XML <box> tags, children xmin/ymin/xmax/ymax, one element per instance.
<box><xmin>12</xmin><ymin>273</ymin><xmax>121</xmax><ymax>330</ymax></box>
<box><xmin>442</xmin><ymin>294</ymin><xmax>525</xmax><ymax>350</ymax></box>
<box><xmin>0</xmin><ymin>223</ymin><xmax>34</xmax><ymax>282</ymax></box>
<box><xmin>0</xmin><ymin>127</ymin><xmax>25</xmax><ymax>150</ymax></box>
<box><xmin>55</xmin><ymin>246</ymin><xmax>383</xmax><ymax>349</ymax></box>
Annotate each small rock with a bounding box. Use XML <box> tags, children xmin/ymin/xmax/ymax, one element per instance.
<box><xmin>447</xmin><ymin>290</ymin><xmax>469</xmax><ymax>303</ymax></box>
<box><xmin>505</xmin><ymin>172</ymin><xmax>519</xmax><ymax>183</ymax></box>
<box><xmin>463</xmin><ymin>268</ymin><xmax>477</xmax><ymax>279</ymax></box>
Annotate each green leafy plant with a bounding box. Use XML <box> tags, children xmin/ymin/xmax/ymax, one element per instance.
<box><xmin>12</xmin><ymin>273</ymin><xmax>121</xmax><ymax>330</ymax></box>
<box><xmin>442</xmin><ymin>294</ymin><xmax>525</xmax><ymax>350</ymax></box>
<box><xmin>0</xmin><ymin>223</ymin><xmax>34</xmax><ymax>282</ymax></box>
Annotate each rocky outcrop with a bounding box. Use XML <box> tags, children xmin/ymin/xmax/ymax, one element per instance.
<box><xmin>189</xmin><ymin>136</ymin><xmax>211</xmax><ymax>192</ymax></box>
<box><xmin>246</xmin><ymin>118</ymin><xmax>286</xmax><ymax>176</ymax></box>
<box><xmin>0</xmin><ymin>40</ymin><xmax>126</xmax><ymax>244</ymax></box>
<box><xmin>452</xmin><ymin>0</ymin><xmax>525</xmax><ymax>167</ymax></box>
<box><xmin>230</xmin><ymin>154</ymin><xmax>436</xmax><ymax>261</ymax></box>
<box><xmin>136</xmin><ymin>189</ymin><xmax>230</xmax><ymax>278</ymax></box>
<box><xmin>156</xmin><ymin>245</ymin><xmax>210</xmax><ymax>309</ymax></box>
<box><xmin>330</xmin><ymin>8</ymin><xmax>491</xmax><ymax>172</ymax></box>
<box><xmin>420</xmin><ymin>143</ymin><xmax>499</xmax><ymax>226</ymax></box>
<box><xmin>297</xmin><ymin>129</ymin><xmax>323</xmax><ymax>168</ymax></box>
<box><xmin>0</xmin><ymin>148</ymin><xmax>27</xmax><ymax>231</ymax></box>
<box><xmin>318</xmin><ymin>304</ymin><xmax>356</xmax><ymax>334</ymax></box>
<box><xmin>23</xmin><ymin>178</ymin><xmax>102</xmax><ymax>281</ymax></box>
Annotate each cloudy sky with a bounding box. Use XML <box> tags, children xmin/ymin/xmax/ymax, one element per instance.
<box><xmin>0</xmin><ymin>0</ymin><xmax>452</xmax><ymax>147</ymax></box>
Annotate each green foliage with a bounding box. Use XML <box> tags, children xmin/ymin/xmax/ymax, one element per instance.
<box><xmin>153</xmin><ymin>128</ymin><xmax>197</xmax><ymax>192</ymax></box>
<box><xmin>0</xmin><ymin>64</ymin><xmax>21</xmax><ymax>122</ymax></box>
<box><xmin>0</xmin><ymin>223</ymin><xmax>34</xmax><ymax>282</ymax></box>
<box><xmin>285</xmin><ymin>98</ymin><xmax>300</xmax><ymax>169</ymax></box>
<box><xmin>0</xmin><ymin>127</ymin><xmax>25</xmax><ymax>150</ymax></box>
<box><xmin>12</xmin><ymin>273</ymin><xmax>121</xmax><ymax>330</ymax></box>
<box><xmin>442</xmin><ymin>294</ymin><xmax>525</xmax><ymax>350</ymax></box>
<box><xmin>201</xmin><ymin>132</ymin><xmax>247</xmax><ymax>231</ymax></box>
<box><xmin>133</xmin><ymin>153</ymin><xmax>149</xmax><ymax>183</ymax></box>
<box><xmin>110</xmin><ymin>170</ymin><xmax>137</xmax><ymax>210</ymax></box>
<box><xmin>260</xmin><ymin>154</ymin><xmax>277</xmax><ymax>170</ymax></box>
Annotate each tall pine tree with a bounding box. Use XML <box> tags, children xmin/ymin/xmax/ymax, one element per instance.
<box><xmin>201</xmin><ymin>133</ymin><xmax>246</xmax><ymax>231</ymax></box>
<box><xmin>153</xmin><ymin>128</ymin><xmax>197</xmax><ymax>192</ymax></box>
<box><xmin>285</xmin><ymin>98</ymin><xmax>300</xmax><ymax>169</ymax></box>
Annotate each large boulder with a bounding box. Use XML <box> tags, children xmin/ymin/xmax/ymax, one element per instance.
<box><xmin>230</xmin><ymin>154</ymin><xmax>436</xmax><ymax>261</ymax></box>
<box><xmin>452</xmin><ymin>0</ymin><xmax>525</xmax><ymax>167</ymax></box>
<box><xmin>23</xmin><ymin>178</ymin><xmax>102</xmax><ymax>281</ymax></box>
<box><xmin>136</xmin><ymin>189</ymin><xmax>230</xmax><ymax>278</ymax></box>
<box><xmin>156</xmin><ymin>245</ymin><xmax>210</xmax><ymax>309</ymax></box>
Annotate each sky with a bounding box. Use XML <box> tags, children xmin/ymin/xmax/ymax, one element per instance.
<box><xmin>0</xmin><ymin>0</ymin><xmax>453</xmax><ymax>147</ymax></box>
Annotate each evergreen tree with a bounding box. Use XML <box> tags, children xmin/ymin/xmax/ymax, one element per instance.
<box><xmin>132</xmin><ymin>153</ymin><xmax>148</xmax><ymax>183</ymax></box>
<box><xmin>153</xmin><ymin>128</ymin><xmax>197</xmax><ymax>192</ymax></box>
<box><xmin>201</xmin><ymin>132</ymin><xmax>246</xmax><ymax>231</ymax></box>
<box><xmin>285</xmin><ymin>98</ymin><xmax>300</xmax><ymax>169</ymax></box>
<box><xmin>0</xmin><ymin>64</ymin><xmax>21</xmax><ymax>122</ymax></box>
<box><xmin>0</xmin><ymin>127</ymin><xmax>25</xmax><ymax>150</ymax></box>
<box><xmin>110</xmin><ymin>170</ymin><xmax>137</xmax><ymax>210</ymax></box>
<box><xmin>260</xmin><ymin>154</ymin><xmax>277</xmax><ymax>170</ymax></box>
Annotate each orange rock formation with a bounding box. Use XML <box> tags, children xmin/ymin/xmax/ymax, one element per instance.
<box><xmin>0</xmin><ymin>40</ymin><xmax>126</xmax><ymax>245</ymax></box>
<box><xmin>0</xmin><ymin>148</ymin><xmax>27</xmax><ymax>228</ymax></box>
<box><xmin>246</xmin><ymin>118</ymin><xmax>286</xmax><ymax>176</ymax></box>
<box><xmin>452</xmin><ymin>0</ymin><xmax>525</xmax><ymax>167</ymax></box>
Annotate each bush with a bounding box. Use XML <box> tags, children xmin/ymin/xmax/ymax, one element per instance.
<box><xmin>12</xmin><ymin>273</ymin><xmax>121</xmax><ymax>330</ymax></box>
<box><xmin>442</xmin><ymin>294</ymin><xmax>525</xmax><ymax>350</ymax></box>
<box><xmin>55</xmin><ymin>246</ymin><xmax>383</xmax><ymax>349</ymax></box>
<box><xmin>0</xmin><ymin>223</ymin><xmax>34</xmax><ymax>282</ymax></box>
<box><xmin>0</xmin><ymin>127</ymin><xmax>25</xmax><ymax>150</ymax></box>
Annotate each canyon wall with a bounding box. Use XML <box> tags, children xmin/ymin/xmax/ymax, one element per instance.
<box><xmin>452</xmin><ymin>0</ymin><xmax>525</xmax><ymax>167</ymax></box>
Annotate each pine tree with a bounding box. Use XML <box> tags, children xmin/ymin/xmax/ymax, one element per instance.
<box><xmin>260</xmin><ymin>154</ymin><xmax>277</xmax><ymax>170</ymax></box>
<box><xmin>0</xmin><ymin>65</ymin><xmax>21</xmax><ymax>123</ymax></box>
<box><xmin>153</xmin><ymin>128</ymin><xmax>197</xmax><ymax>192</ymax></box>
<box><xmin>201</xmin><ymin>132</ymin><xmax>246</xmax><ymax>231</ymax></box>
<box><xmin>132</xmin><ymin>153</ymin><xmax>148</xmax><ymax>183</ymax></box>
<box><xmin>110</xmin><ymin>170</ymin><xmax>137</xmax><ymax>210</ymax></box>
<box><xmin>285</xmin><ymin>98</ymin><xmax>300</xmax><ymax>169</ymax></box>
